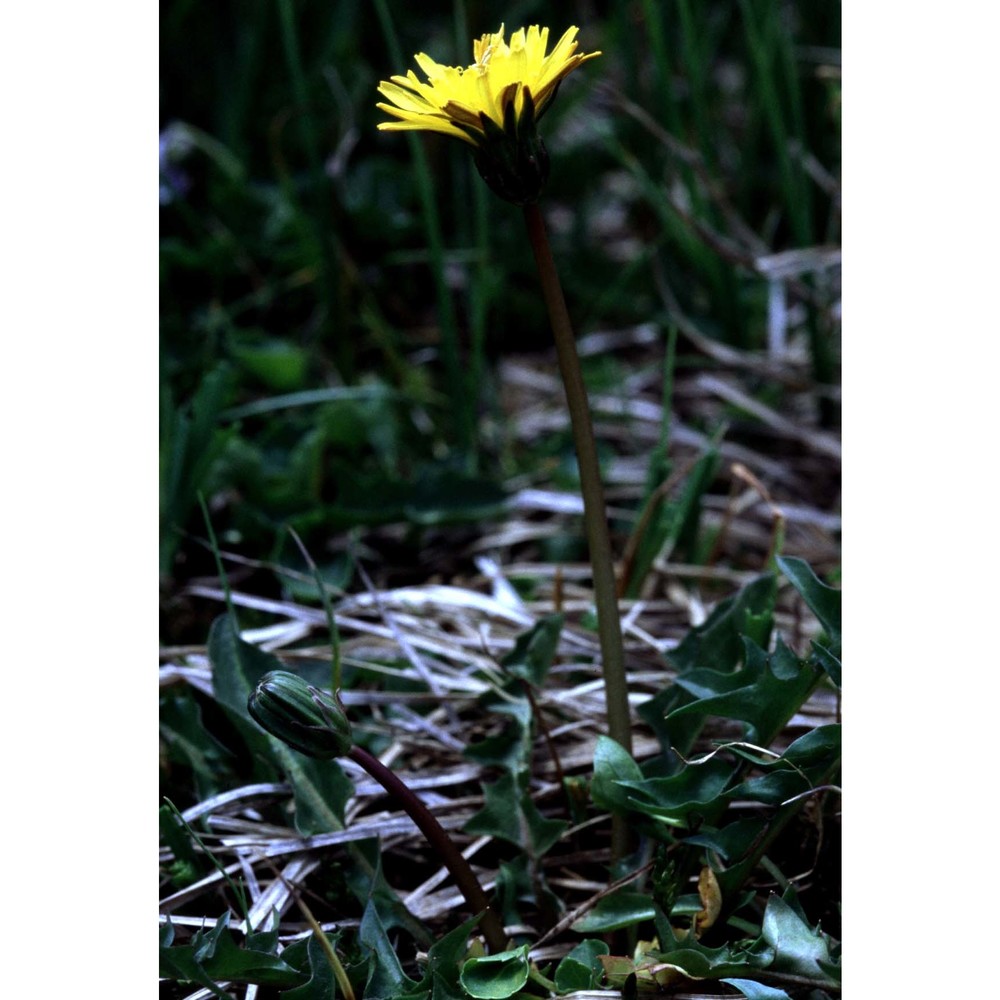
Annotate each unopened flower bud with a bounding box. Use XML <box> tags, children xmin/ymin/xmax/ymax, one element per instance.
<box><xmin>248</xmin><ymin>670</ymin><xmax>352</xmax><ymax>759</ymax></box>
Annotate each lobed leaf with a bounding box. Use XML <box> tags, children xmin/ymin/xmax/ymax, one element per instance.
<box><xmin>776</xmin><ymin>556</ymin><xmax>841</xmax><ymax>654</ymax></box>
<box><xmin>590</xmin><ymin>735</ymin><xmax>644</xmax><ymax>815</ymax></box>
<box><xmin>279</xmin><ymin>932</ymin><xmax>337</xmax><ymax>1000</ymax></box>
<box><xmin>668</xmin><ymin>637</ymin><xmax>822</xmax><ymax>745</ymax></box>
<box><xmin>720</xmin><ymin>978</ymin><xmax>793</xmax><ymax>999</ymax></box>
<box><xmin>159</xmin><ymin>913</ymin><xmax>306</xmax><ymax>990</ymax></box>
<box><xmin>554</xmin><ymin>939</ymin><xmax>610</xmax><ymax>992</ymax></box>
<box><xmin>464</xmin><ymin>771</ymin><xmax>567</xmax><ymax>857</ymax></box>
<box><xmin>761</xmin><ymin>893</ymin><xmax>838</xmax><ymax>983</ymax></box>
<box><xmin>360</xmin><ymin>893</ymin><xmax>422</xmax><ymax>999</ymax></box>
<box><xmin>617</xmin><ymin>758</ymin><xmax>734</xmax><ymax>826</ymax></box>
<box><xmin>668</xmin><ymin>574</ymin><xmax>776</xmax><ymax>674</ymax></box>
<box><xmin>571</xmin><ymin>892</ymin><xmax>658</xmax><ymax>933</ymax></box>
<box><xmin>459</xmin><ymin>945</ymin><xmax>530</xmax><ymax>999</ymax></box>
<box><xmin>500</xmin><ymin>613</ymin><xmax>563</xmax><ymax>687</ymax></box>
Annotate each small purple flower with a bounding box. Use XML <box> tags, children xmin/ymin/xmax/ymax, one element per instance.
<box><xmin>159</xmin><ymin>122</ymin><xmax>193</xmax><ymax>204</ymax></box>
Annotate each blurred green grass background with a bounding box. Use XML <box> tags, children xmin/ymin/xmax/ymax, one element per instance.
<box><xmin>160</xmin><ymin>0</ymin><xmax>840</xmax><ymax>618</ymax></box>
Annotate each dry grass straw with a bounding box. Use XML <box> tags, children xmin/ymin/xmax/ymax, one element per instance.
<box><xmin>160</xmin><ymin>326</ymin><xmax>840</xmax><ymax>966</ymax></box>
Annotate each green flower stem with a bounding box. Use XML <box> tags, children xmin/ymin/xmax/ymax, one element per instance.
<box><xmin>346</xmin><ymin>745</ymin><xmax>506</xmax><ymax>953</ymax></box>
<box><xmin>523</xmin><ymin>202</ymin><xmax>632</xmax><ymax>858</ymax></box>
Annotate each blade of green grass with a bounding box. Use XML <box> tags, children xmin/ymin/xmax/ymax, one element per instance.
<box><xmin>275</xmin><ymin>0</ymin><xmax>350</xmax><ymax>380</ymax></box>
<box><xmin>373</xmin><ymin>0</ymin><xmax>475</xmax><ymax>463</ymax></box>
<box><xmin>739</xmin><ymin>0</ymin><xmax>811</xmax><ymax>247</ymax></box>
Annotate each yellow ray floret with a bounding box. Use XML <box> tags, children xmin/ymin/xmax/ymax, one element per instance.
<box><xmin>376</xmin><ymin>24</ymin><xmax>600</xmax><ymax>145</ymax></box>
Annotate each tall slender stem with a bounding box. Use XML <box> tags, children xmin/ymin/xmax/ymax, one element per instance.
<box><xmin>347</xmin><ymin>745</ymin><xmax>507</xmax><ymax>953</ymax></box>
<box><xmin>523</xmin><ymin>202</ymin><xmax>632</xmax><ymax>858</ymax></box>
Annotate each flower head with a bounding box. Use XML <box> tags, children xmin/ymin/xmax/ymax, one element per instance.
<box><xmin>377</xmin><ymin>25</ymin><xmax>600</xmax><ymax>204</ymax></box>
<box><xmin>248</xmin><ymin>670</ymin><xmax>353</xmax><ymax>759</ymax></box>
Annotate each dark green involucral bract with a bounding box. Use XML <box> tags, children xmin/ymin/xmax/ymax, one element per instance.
<box><xmin>248</xmin><ymin>670</ymin><xmax>352</xmax><ymax>759</ymax></box>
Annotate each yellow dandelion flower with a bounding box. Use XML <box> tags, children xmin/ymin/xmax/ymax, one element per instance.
<box><xmin>376</xmin><ymin>24</ymin><xmax>600</xmax><ymax>204</ymax></box>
